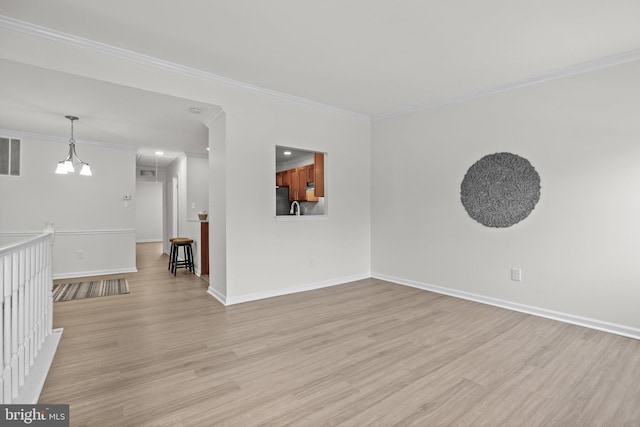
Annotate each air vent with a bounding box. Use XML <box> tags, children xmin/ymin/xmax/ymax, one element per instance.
<box><xmin>140</xmin><ymin>170</ymin><xmax>155</xmax><ymax>177</ymax></box>
<box><xmin>0</xmin><ymin>137</ymin><xmax>20</xmax><ymax>176</ymax></box>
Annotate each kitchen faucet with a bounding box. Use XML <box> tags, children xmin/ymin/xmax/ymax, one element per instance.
<box><xmin>290</xmin><ymin>201</ymin><xmax>300</xmax><ymax>216</ymax></box>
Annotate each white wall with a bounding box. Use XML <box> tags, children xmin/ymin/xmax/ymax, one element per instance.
<box><xmin>372</xmin><ymin>60</ymin><xmax>640</xmax><ymax>335</ymax></box>
<box><xmin>0</xmin><ymin>133</ymin><xmax>137</xmax><ymax>278</ymax></box>
<box><xmin>222</xmin><ymin>105</ymin><xmax>371</xmax><ymax>303</ymax></box>
<box><xmin>186</xmin><ymin>155</ymin><xmax>209</xmax><ymax>221</ymax></box>
<box><xmin>208</xmin><ymin>112</ymin><xmax>227</xmax><ymax>299</ymax></box>
<box><xmin>135</xmin><ymin>181</ymin><xmax>163</xmax><ymax>242</ymax></box>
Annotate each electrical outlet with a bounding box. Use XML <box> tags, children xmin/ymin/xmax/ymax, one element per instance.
<box><xmin>308</xmin><ymin>257</ymin><xmax>315</xmax><ymax>267</ymax></box>
<box><xmin>511</xmin><ymin>268</ymin><xmax>522</xmax><ymax>282</ymax></box>
<box><xmin>77</xmin><ymin>250</ymin><xmax>84</xmax><ymax>259</ymax></box>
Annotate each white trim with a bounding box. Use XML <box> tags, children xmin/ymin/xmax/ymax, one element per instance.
<box><xmin>0</xmin><ymin>128</ymin><xmax>138</xmax><ymax>151</ymax></box>
<box><xmin>203</xmin><ymin>109</ymin><xmax>225</xmax><ymax>127</ymax></box>
<box><xmin>16</xmin><ymin>328</ymin><xmax>63</xmax><ymax>404</ymax></box>
<box><xmin>136</xmin><ymin>239</ymin><xmax>162</xmax><ymax>243</ymax></box>
<box><xmin>372</xmin><ymin>273</ymin><xmax>640</xmax><ymax>341</ymax></box>
<box><xmin>0</xmin><ymin>15</ymin><xmax>369</xmax><ymax>121</ymax></box>
<box><xmin>1</xmin><ymin>229</ymin><xmax>135</xmax><ymax>238</ymax></box>
<box><xmin>55</xmin><ymin>229</ymin><xmax>136</xmax><ymax>236</ymax></box>
<box><xmin>207</xmin><ymin>286</ymin><xmax>227</xmax><ymax>306</ymax></box>
<box><xmin>223</xmin><ymin>273</ymin><xmax>369</xmax><ymax>306</ymax></box>
<box><xmin>373</xmin><ymin>49</ymin><xmax>640</xmax><ymax>121</ymax></box>
<box><xmin>53</xmin><ymin>267</ymin><xmax>138</xmax><ymax>280</ymax></box>
<box><xmin>275</xmin><ymin>215</ymin><xmax>329</xmax><ymax>222</ymax></box>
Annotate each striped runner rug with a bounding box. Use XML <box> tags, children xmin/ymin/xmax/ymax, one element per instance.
<box><xmin>52</xmin><ymin>278</ymin><xmax>130</xmax><ymax>302</ymax></box>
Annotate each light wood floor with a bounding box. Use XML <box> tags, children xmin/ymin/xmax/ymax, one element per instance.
<box><xmin>41</xmin><ymin>243</ymin><xmax>640</xmax><ymax>426</ymax></box>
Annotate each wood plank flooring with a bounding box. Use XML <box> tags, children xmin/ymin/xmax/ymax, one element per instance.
<box><xmin>41</xmin><ymin>243</ymin><xmax>640</xmax><ymax>426</ymax></box>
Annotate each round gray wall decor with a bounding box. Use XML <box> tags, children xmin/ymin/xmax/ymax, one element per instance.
<box><xmin>460</xmin><ymin>152</ymin><xmax>540</xmax><ymax>228</ymax></box>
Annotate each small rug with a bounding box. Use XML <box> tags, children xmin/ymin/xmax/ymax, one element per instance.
<box><xmin>52</xmin><ymin>278</ymin><xmax>130</xmax><ymax>302</ymax></box>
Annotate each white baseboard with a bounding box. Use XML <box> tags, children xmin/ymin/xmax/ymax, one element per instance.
<box><xmin>136</xmin><ymin>239</ymin><xmax>162</xmax><ymax>243</ymax></box>
<box><xmin>17</xmin><ymin>328</ymin><xmax>63</xmax><ymax>404</ymax></box>
<box><xmin>372</xmin><ymin>273</ymin><xmax>640</xmax><ymax>341</ymax></box>
<box><xmin>53</xmin><ymin>267</ymin><xmax>138</xmax><ymax>280</ymax></box>
<box><xmin>221</xmin><ymin>273</ymin><xmax>370</xmax><ymax>306</ymax></box>
<box><xmin>207</xmin><ymin>286</ymin><xmax>227</xmax><ymax>305</ymax></box>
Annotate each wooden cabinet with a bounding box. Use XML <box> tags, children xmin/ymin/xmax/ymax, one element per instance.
<box><xmin>313</xmin><ymin>152</ymin><xmax>324</xmax><ymax>197</ymax></box>
<box><xmin>200</xmin><ymin>221</ymin><xmax>209</xmax><ymax>275</ymax></box>
<box><xmin>276</xmin><ymin>152</ymin><xmax>325</xmax><ymax>202</ymax></box>
<box><xmin>275</xmin><ymin>171</ymin><xmax>289</xmax><ymax>187</ymax></box>
<box><xmin>289</xmin><ymin>166</ymin><xmax>308</xmax><ymax>201</ymax></box>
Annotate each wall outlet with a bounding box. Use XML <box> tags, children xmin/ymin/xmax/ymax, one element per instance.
<box><xmin>76</xmin><ymin>250</ymin><xmax>84</xmax><ymax>259</ymax></box>
<box><xmin>308</xmin><ymin>257</ymin><xmax>315</xmax><ymax>267</ymax></box>
<box><xmin>511</xmin><ymin>268</ymin><xmax>522</xmax><ymax>282</ymax></box>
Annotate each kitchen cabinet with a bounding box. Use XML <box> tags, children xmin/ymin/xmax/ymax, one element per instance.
<box><xmin>275</xmin><ymin>171</ymin><xmax>289</xmax><ymax>187</ymax></box>
<box><xmin>313</xmin><ymin>152</ymin><xmax>324</xmax><ymax>197</ymax></box>
<box><xmin>289</xmin><ymin>166</ymin><xmax>309</xmax><ymax>201</ymax></box>
<box><xmin>276</xmin><ymin>153</ymin><xmax>324</xmax><ymax>202</ymax></box>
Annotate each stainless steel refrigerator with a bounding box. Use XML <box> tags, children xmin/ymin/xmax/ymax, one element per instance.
<box><xmin>276</xmin><ymin>187</ymin><xmax>290</xmax><ymax>215</ymax></box>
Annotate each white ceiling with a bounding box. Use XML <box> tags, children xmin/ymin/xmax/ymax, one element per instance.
<box><xmin>1</xmin><ymin>0</ymin><xmax>640</xmax><ymax>158</ymax></box>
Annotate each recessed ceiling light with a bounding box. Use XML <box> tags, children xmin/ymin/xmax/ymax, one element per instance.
<box><xmin>284</xmin><ymin>151</ymin><xmax>292</xmax><ymax>156</ymax></box>
<box><xmin>189</xmin><ymin>107</ymin><xmax>202</xmax><ymax>114</ymax></box>
<box><xmin>155</xmin><ymin>151</ymin><xmax>164</xmax><ymax>155</ymax></box>
<box><xmin>206</xmin><ymin>147</ymin><xmax>210</xmax><ymax>151</ymax></box>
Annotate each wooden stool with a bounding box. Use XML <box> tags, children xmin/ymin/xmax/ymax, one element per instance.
<box><xmin>169</xmin><ymin>237</ymin><xmax>195</xmax><ymax>275</ymax></box>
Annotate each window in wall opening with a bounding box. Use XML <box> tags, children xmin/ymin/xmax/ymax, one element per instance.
<box><xmin>0</xmin><ymin>138</ymin><xmax>21</xmax><ymax>176</ymax></box>
<box><xmin>275</xmin><ymin>145</ymin><xmax>326</xmax><ymax>216</ymax></box>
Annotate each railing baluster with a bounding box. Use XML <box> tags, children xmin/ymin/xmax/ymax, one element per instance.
<box><xmin>0</xmin><ymin>227</ymin><xmax>55</xmax><ymax>403</ymax></box>
<box><xmin>0</xmin><ymin>253</ymin><xmax>4</xmax><ymax>404</ymax></box>
<box><xmin>4</xmin><ymin>253</ymin><xmax>13</xmax><ymax>403</ymax></box>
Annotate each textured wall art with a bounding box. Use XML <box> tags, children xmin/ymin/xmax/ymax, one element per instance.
<box><xmin>460</xmin><ymin>152</ymin><xmax>540</xmax><ymax>228</ymax></box>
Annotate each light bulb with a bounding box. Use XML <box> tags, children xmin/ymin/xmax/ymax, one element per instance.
<box><xmin>55</xmin><ymin>162</ymin><xmax>68</xmax><ymax>174</ymax></box>
<box><xmin>80</xmin><ymin>164</ymin><xmax>92</xmax><ymax>176</ymax></box>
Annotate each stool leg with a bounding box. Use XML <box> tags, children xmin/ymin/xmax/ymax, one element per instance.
<box><xmin>188</xmin><ymin>245</ymin><xmax>194</xmax><ymax>273</ymax></box>
<box><xmin>168</xmin><ymin>243</ymin><xmax>175</xmax><ymax>271</ymax></box>
<box><xmin>172</xmin><ymin>244</ymin><xmax>179</xmax><ymax>276</ymax></box>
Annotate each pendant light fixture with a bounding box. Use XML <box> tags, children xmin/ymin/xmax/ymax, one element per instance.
<box><xmin>55</xmin><ymin>115</ymin><xmax>92</xmax><ymax>176</ymax></box>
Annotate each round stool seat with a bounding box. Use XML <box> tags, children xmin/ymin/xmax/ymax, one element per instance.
<box><xmin>172</xmin><ymin>238</ymin><xmax>193</xmax><ymax>245</ymax></box>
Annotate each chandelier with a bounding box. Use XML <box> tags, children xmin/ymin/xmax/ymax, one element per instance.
<box><xmin>55</xmin><ymin>115</ymin><xmax>92</xmax><ymax>176</ymax></box>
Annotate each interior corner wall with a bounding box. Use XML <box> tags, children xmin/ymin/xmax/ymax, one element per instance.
<box><xmin>0</xmin><ymin>133</ymin><xmax>137</xmax><ymax>278</ymax></box>
<box><xmin>371</xmin><ymin>60</ymin><xmax>640</xmax><ymax>334</ymax></box>
<box><xmin>208</xmin><ymin>112</ymin><xmax>227</xmax><ymax>301</ymax></box>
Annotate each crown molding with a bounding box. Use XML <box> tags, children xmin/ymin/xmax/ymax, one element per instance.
<box><xmin>0</xmin><ymin>128</ymin><xmax>137</xmax><ymax>151</ymax></box>
<box><xmin>3</xmin><ymin>15</ymin><xmax>638</xmax><ymax>123</ymax></box>
<box><xmin>373</xmin><ymin>48</ymin><xmax>640</xmax><ymax>121</ymax></box>
<box><xmin>0</xmin><ymin>15</ymin><xmax>370</xmax><ymax>121</ymax></box>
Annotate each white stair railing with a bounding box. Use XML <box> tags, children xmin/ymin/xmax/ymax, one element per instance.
<box><xmin>0</xmin><ymin>223</ymin><xmax>55</xmax><ymax>403</ymax></box>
